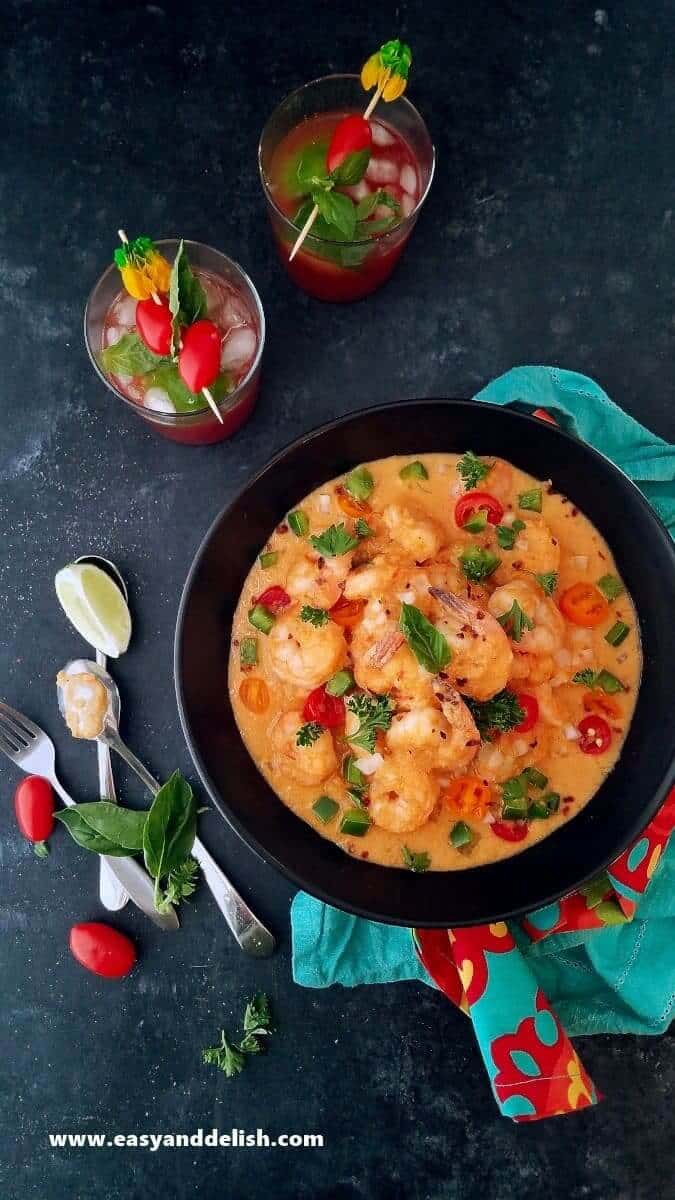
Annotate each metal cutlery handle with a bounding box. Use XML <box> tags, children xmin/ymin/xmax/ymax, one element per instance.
<box><xmin>96</xmin><ymin>647</ymin><xmax>129</xmax><ymax>912</ymax></box>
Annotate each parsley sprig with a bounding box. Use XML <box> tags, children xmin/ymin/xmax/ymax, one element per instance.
<box><xmin>310</xmin><ymin>523</ymin><xmax>359</xmax><ymax>558</ymax></box>
<box><xmin>297</xmin><ymin>722</ymin><xmax>324</xmax><ymax>748</ymax></box>
<box><xmin>465</xmin><ymin>690</ymin><xmax>525</xmax><ymax>740</ymax></box>
<box><xmin>202</xmin><ymin>993</ymin><xmax>274</xmax><ymax>1079</ymax></box>
<box><xmin>300</xmin><ymin>605</ymin><xmax>330</xmax><ymax>627</ymax></box>
<box><xmin>457</xmin><ymin>451</ymin><xmax>494</xmax><ymax>491</ymax></box>
<box><xmin>346</xmin><ymin>693</ymin><xmax>394</xmax><ymax>753</ymax></box>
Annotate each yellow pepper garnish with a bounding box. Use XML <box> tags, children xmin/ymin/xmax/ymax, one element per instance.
<box><xmin>114</xmin><ymin>236</ymin><xmax>171</xmax><ymax>299</ymax></box>
<box><xmin>361</xmin><ymin>39</ymin><xmax>412</xmax><ymax>102</ymax></box>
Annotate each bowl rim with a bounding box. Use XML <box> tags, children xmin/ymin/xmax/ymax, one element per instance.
<box><xmin>174</xmin><ymin>398</ymin><xmax>675</xmax><ymax>926</ymax></box>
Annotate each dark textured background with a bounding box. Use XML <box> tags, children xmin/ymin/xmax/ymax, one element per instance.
<box><xmin>1</xmin><ymin>1</ymin><xmax>674</xmax><ymax>1197</ymax></box>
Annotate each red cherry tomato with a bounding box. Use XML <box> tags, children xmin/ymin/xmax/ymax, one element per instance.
<box><xmin>559</xmin><ymin>582</ymin><xmax>609</xmax><ymax>628</ymax></box>
<box><xmin>454</xmin><ymin>491</ymin><xmax>504</xmax><ymax>528</ymax></box>
<box><xmin>69</xmin><ymin>922</ymin><xmax>137</xmax><ymax>978</ymax></box>
<box><xmin>577</xmin><ymin>715</ymin><xmax>612</xmax><ymax>755</ymax></box>
<box><xmin>326</xmin><ymin>115</ymin><xmax>372</xmax><ymax>174</ymax></box>
<box><xmin>491</xmin><ymin>820</ymin><xmax>529</xmax><ymax>842</ymax></box>
<box><xmin>135</xmin><ymin>297</ymin><xmax>172</xmax><ymax>357</ymax></box>
<box><xmin>514</xmin><ymin>693</ymin><xmax>539</xmax><ymax>733</ymax></box>
<box><xmin>255</xmin><ymin>585</ymin><xmax>291</xmax><ymax>613</ymax></box>
<box><xmin>178</xmin><ymin>319</ymin><xmax>221</xmax><ymax>393</ymax></box>
<box><xmin>302</xmin><ymin>685</ymin><xmax>345</xmax><ymax>729</ymax></box>
<box><xmin>14</xmin><ymin>776</ymin><xmax>54</xmax><ymax>852</ymax></box>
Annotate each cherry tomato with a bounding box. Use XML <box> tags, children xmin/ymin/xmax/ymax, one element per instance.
<box><xmin>514</xmin><ymin>693</ymin><xmax>539</xmax><ymax>733</ymax></box>
<box><xmin>454</xmin><ymin>491</ymin><xmax>504</xmax><ymax>528</ymax></box>
<box><xmin>255</xmin><ymin>585</ymin><xmax>291</xmax><ymax>612</ymax></box>
<box><xmin>532</xmin><ymin>407</ymin><xmax>558</xmax><ymax>426</ymax></box>
<box><xmin>443</xmin><ymin>776</ymin><xmax>492</xmax><ymax>819</ymax></box>
<box><xmin>329</xmin><ymin>596</ymin><xmax>365</xmax><ymax>629</ymax></box>
<box><xmin>178</xmin><ymin>319</ymin><xmax>221</xmax><ymax>393</ymax></box>
<box><xmin>577</xmin><ymin>715</ymin><xmax>612</xmax><ymax>754</ymax></box>
<box><xmin>239</xmin><ymin>677</ymin><xmax>270</xmax><ymax>714</ymax></box>
<box><xmin>326</xmin><ymin>115</ymin><xmax>372</xmax><ymax>175</ymax></box>
<box><xmin>491</xmin><ymin>820</ymin><xmax>529</xmax><ymax>842</ymax></box>
<box><xmin>135</xmin><ymin>297</ymin><xmax>172</xmax><ymax>357</ymax></box>
<box><xmin>69</xmin><ymin>923</ymin><xmax>137</xmax><ymax>978</ymax></box>
<box><xmin>336</xmin><ymin>487</ymin><xmax>371</xmax><ymax>518</ymax></box>
<box><xmin>559</xmin><ymin>582</ymin><xmax>609</xmax><ymax>627</ymax></box>
<box><xmin>14</xmin><ymin>776</ymin><xmax>54</xmax><ymax>853</ymax></box>
<box><xmin>302</xmin><ymin>685</ymin><xmax>345</xmax><ymax>729</ymax></box>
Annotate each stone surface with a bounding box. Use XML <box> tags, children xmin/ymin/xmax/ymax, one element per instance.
<box><xmin>0</xmin><ymin>1</ymin><xmax>673</xmax><ymax>1197</ymax></box>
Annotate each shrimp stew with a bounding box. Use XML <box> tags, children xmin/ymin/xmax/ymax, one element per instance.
<box><xmin>228</xmin><ymin>453</ymin><xmax>641</xmax><ymax>871</ymax></box>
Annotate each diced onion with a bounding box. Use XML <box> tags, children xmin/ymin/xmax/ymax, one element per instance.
<box><xmin>570</xmin><ymin>627</ymin><xmax>593</xmax><ymax>647</ymax></box>
<box><xmin>317</xmin><ymin>493</ymin><xmax>331</xmax><ymax>513</ymax></box>
<box><xmin>564</xmin><ymin>724</ymin><xmax>580</xmax><ymax>740</ymax></box>
<box><xmin>551</xmin><ymin>673</ymin><xmax>567</xmax><ymax>687</ymax></box>
<box><xmin>483</xmin><ymin>811</ymin><xmax>495</xmax><ymax>825</ymax></box>
<box><xmin>355</xmin><ymin>752</ymin><xmax>384</xmax><ymax>776</ymax></box>
<box><xmin>571</xmin><ymin>554</ymin><xmax>589</xmax><ymax>570</ymax></box>
<box><xmin>502</xmin><ymin>511</ymin><xmax>516</xmax><ymax>526</ymax></box>
<box><xmin>517</xmin><ymin>537</ymin><xmax>529</xmax><ymax>551</ymax></box>
<box><xmin>482</xmin><ymin>748</ymin><xmax>504</xmax><ymax>771</ymax></box>
<box><xmin>512</xmin><ymin>738</ymin><xmax>529</xmax><ymax>757</ymax></box>
<box><xmin>397</xmin><ymin>590</ymin><xmax>416</xmax><ymax>605</ymax></box>
<box><xmin>580</xmin><ymin>647</ymin><xmax>594</xmax><ymax>662</ymax></box>
<box><xmin>450</xmin><ymin>481</ymin><xmax>463</xmax><ymax>497</ymax></box>
<box><xmin>554</xmin><ymin>648</ymin><xmax>572</xmax><ymax>668</ymax></box>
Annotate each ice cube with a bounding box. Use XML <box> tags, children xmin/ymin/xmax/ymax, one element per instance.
<box><xmin>114</xmin><ymin>296</ymin><xmax>138</xmax><ymax>327</ymax></box>
<box><xmin>371</xmin><ymin>122</ymin><xmax>395</xmax><ymax>147</ymax></box>
<box><xmin>105</xmin><ymin>326</ymin><xmax>122</xmax><ymax>347</ymax></box>
<box><xmin>143</xmin><ymin>387</ymin><xmax>175</xmax><ymax>413</ymax></box>
<box><xmin>220</xmin><ymin>326</ymin><xmax>257</xmax><ymax>370</ymax></box>
<box><xmin>401</xmin><ymin>193</ymin><xmax>415</xmax><ymax>218</ymax></box>
<box><xmin>400</xmin><ymin>164</ymin><xmax>418</xmax><ymax>196</ymax></box>
<box><xmin>201</xmin><ymin>276</ymin><xmax>225</xmax><ymax>317</ymax></box>
<box><xmin>220</xmin><ymin>286</ymin><xmax>252</xmax><ymax>331</ymax></box>
<box><xmin>344</xmin><ymin>180</ymin><xmax>371</xmax><ymax>202</ymax></box>
<box><xmin>374</xmin><ymin>204</ymin><xmax>394</xmax><ymax>221</ymax></box>
<box><xmin>365</xmin><ymin>157</ymin><xmax>399</xmax><ymax>184</ymax></box>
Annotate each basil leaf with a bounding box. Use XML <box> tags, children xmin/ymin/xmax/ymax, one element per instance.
<box><xmin>355</xmin><ymin>192</ymin><xmax>380</xmax><ymax>221</ymax></box>
<box><xmin>296</xmin><ymin>143</ymin><xmax>331</xmax><ymax>192</ymax></box>
<box><xmin>100</xmin><ymin>332</ymin><xmax>161</xmax><ymax>377</ymax></box>
<box><xmin>143</xmin><ymin>770</ymin><xmax>197</xmax><ymax>885</ymax></box>
<box><xmin>142</xmin><ymin>362</ymin><xmax>233</xmax><ymax>414</ymax></box>
<box><xmin>313</xmin><ymin>189</ymin><xmax>357</xmax><ymax>239</ymax></box>
<box><xmin>62</xmin><ymin>801</ymin><xmax>146</xmax><ymax>849</ymax></box>
<box><xmin>55</xmin><ymin>808</ymin><xmax>134</xmax><ymax>856</ymax></box>
<box><xmin>330</xmin><ymin>148</ymin><xmax>370</xmax><ymax>187</ymax></box>
<box><xmin>169</xmin><ymin>240</ymin><xmax>207</xmax><ymax>352</ymax></box>
<box><xmin>399</xmin><ymin>603</ymin><xmax>451</xmax><ymax>674</ymax></box>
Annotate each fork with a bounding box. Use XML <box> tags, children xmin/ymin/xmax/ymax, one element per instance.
<box><xmin>0</xmin><ymin>700</ymin><xmax>178</xmax><ymax>931</ymax></box>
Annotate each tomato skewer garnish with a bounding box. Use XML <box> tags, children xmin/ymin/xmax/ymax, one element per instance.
<box><xmin>255</xmin><ymin>585</ymin><xmax>291</xmax><ymax>612</ymax></box>
<box><xmin>302</xmin><ymin>685</ymin><xmax>345</xmax><ymax>729</ymax></box>
<box><xmin>69</xmin><ymin>923</ymin><xmax>137</xmax><ymax>978</ymax></box>
<box><xmin>135</xmin><ymin>297</ymin><xmax>173</xmax><ymax>357</ymax></box>
<box><xmin>454</xmin><ymin>491</ymin><xmax>504</xmax><ymax>528</ymax></box>
<box><xmin>14</xmin><ymin>776</ymin><xmax>54</xmax><ymax>858</ymax></box>
<box><xmin>326</xmin><ymin>115</ymin><xmax>372</xmax><ymax>174</ymax></box>
<box><xmin>577</xmin><ymin>715</ymin><xmax>612</xmax><ymax>754</ymax></box>
<box><xmin>513</xmin><ymin>693</ymin><xmax>539</xmax><ymax>733</ymax></box>
<box><xmin>178</xmin><ymin>319</ymin><xmax>222</xmax><ymax>394</ymax></box>
<box><xmin>559</xmin><ymin>582</ymin><xmax>610</xmax><ymax>627</ymax></box>
<box><xmin>491</xmin><ymin>820</ymin><xmax>529</xmax><ymax>842</ymax></box>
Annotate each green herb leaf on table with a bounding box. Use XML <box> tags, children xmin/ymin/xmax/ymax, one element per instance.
<box><xmin>202</xmin><ymin>1032</ymin><xmax>246</xmax><ymax>1078</ymax></box>
<box><xmin>300</xmin><ymin>605</ymin><xmax>330</xmax><ymax>627</ymax></box>
<box><xmin>495</xmin><ymin>519</ymin><xmax>525</xmax><ymax>550</ymax></box>
<box><xmin>330</xmin><ymin>148</ymin><xmax>371</xmax><ymax>187</ymax></box>
<box><xmin>101</xmin><ymin>332</ymin><xmax>162</xmax><ymax>377</ymax></box>
<box><xmin>346</xmin><ymin>693</ymin><xmax>394</xmax><ymax>753</ymax></box>
<box><xmin>296</xmin><ymin>722</ymin><xmax>324</xmax><ymax>748</ymax></box>
<box><xmin>243</xmin><ymin>993</ymin><xmax>273</xmax><ymax>1039</ymax></box>
<box><xmin>142</xmin><ymin>770</ymin><xmax>198</xmax><ymax>912</ymax></box>
<box><xmin>310</xmin><ymin>523</ymin><xmax>359</xmax><ymax>558</ymax></box>
<box><xmin>465</xmin><ymin>689</ymin><xmax>525</xmax><ymax>740</ymax></box>
<box><xmin>156</xmin><ymin>857</ymin><xmax>200</xmax><ymax>912</ymax></box>
<box><xmin>399</xmin><ymin>603</ymin><xmax>451</xmax><ymax>673</ymax></box>
<box><xmin>497</xmin><ymin>599</ymin><xmax>534</xmax><ymax>643</ymax></box>
<box><xmin>402</xmin><ymin>845</ymin><xmax>431</xmax><ymax>873</ymax></box>
<box><xmin>33</xmin><ymin>841</ymin><xmax>50</xmax><ymax>859</ymax></box>
<box><xmin>457</xmin><ymin>451</ymin><xmax>493</xmax><ymax>491</ymax></box>
<box><xmin>55</xmin><ymin>803</ymin><xmax>147</xmax><ymax>856</ymax></box>
<box><xmin>459</xmin><ymin>545</ymin><xmax>501</xmax><ymax>582</ymax></box>
<box><xmin>169</xmin><ymin>239</ymin><xmax>207</xmax><ymax>354</ymax></box>
<box><xmin>202</xmin><ymin>993</ymin><xmax>274</xmax><ymax>1080</ymax></box>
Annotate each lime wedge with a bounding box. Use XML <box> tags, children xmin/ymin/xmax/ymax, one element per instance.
<box><xmin>55</xmin><ymin>563</ymin><xmax>131</xmax><ymax>657</ymax></box>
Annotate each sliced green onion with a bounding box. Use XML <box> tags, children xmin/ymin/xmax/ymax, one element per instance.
<box><xmin>259</xmin><ymin>551</ymin><xmax>279</xmax><ymax>569</ymax></box>
<box><xmin>543</xmin><ymin>792</ymin><xmax>561</xmax><ymax>814</ymax></box>
<box><xmin>248</xmin><ymin>604</ymin><xmax>274</xmax><ymax>635</ymax></box>
<box><xmin>595</xmin><ymin>669</ymin><xmax>625</xmax><ymax>695</ymax></box>
<box><xmin>501</xmin><ymin>776</ymin><xmax>527</xmax><ymax>820</ymax></box>
<box><xmin>399</xmin><ymin>460</ymin><xmax>429</xmax><ymax>482</ymax></box>
<box><xmin>520</xmin><ymin>766</ymin><xmax>548</xmax><ymax>791</ymax></box>
<box><xmin>239</xmin><ymin>637</ymin><xmax>258</xmax><ymax>667</ymax></box>
<box><xmin>527</xmin><ymin>799</ymin><xmax>550</xmax><ymax>820</ymax></box>
<box><xmin>345</xmin><ymin>467</ymin><xmax>374</xmax><ymax>501</ymax></box>
<box><xmin>402</xmin><ymin>845</ymin><xmax>431</xmax><ymax>872</ymax></box>
<box><xmin>312</xmin><ymin>796</ymin><xmax>340</xmax><ymax>825</ymax></box>
<box><xmin>343</xmin><ymin>754</ymin><xmax>366</xmax><ymax>791</ymax></box>
<box><xmin>605</xmin><ymin>620</ymin><xmax>630</xmax><ymax>647</ymax></box>
<box><xmin>326</xmin><ymin>669</ymin><xmax>355</xmax><ymax>697</ymax></box>
<box><xmin>463</xmin><ymin>511</ymin><xmax>488</xmax><ymax>534</ymax></box>
<box><xmin>288</xmin><ymin>509</ymin><xmax>309</xmax><ymax>537</ymax></box>
<box><xmin>518</xmin><ymin>488</ymin><xmax>542</xmax><ymax>513</ymax></box>
<box><xmin>339</xmin><ymin>808</ymin><xmax>371</xmax><ymax>837</ymax></box>
<box><xmin>450</xmin><ymin>820</ymin><xmax>473</xmax><ymax>849</ymax></box>
<box><xmin>597</xmin><ymin>573</ymin><xmax>625</xmax><ymax>601</ymax></box>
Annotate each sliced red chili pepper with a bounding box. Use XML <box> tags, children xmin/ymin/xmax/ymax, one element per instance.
<box><xmin>559</xmin><ymin>582</ymin><xmax>609</xmax><ymax>627</ymax></box>
<box><xmin>491</xmin><ymin>820</ymin><xmax>529</xmax><ymax>842</ymax></box>
<box><xmin>577</xmin><ymin>714</ymin><xmax>612</xmax><ymax>754</ymax></box>
<box><xmin>69</xmin><ymin>923</ymin><xmax>137</xmax><ymax>978</ymax></box>
<box><xmin>514</xmin><ymin>693</ymin><xmax>539</xmax><ymax>733</ymax></box>
<box><xmin>454</xmin><ymin>491</ymin><xmax>504</xmax><ymax>528</ymax></box>
<box><xmin>255</xmin><ymin>585</ymin><xmax>291</xmax><ymax>612</ymax></box>
<box><xmin>302</xmin><ymin>684</ymin><xmax>345</xmax><ymax>729</ymax></box>
<box><xmin>14</xmin><ymin>776</ymin><xmax>55</xmax><ymax>853</ymax></box>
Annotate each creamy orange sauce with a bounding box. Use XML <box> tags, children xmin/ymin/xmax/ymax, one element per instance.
<box><xmin>228</xmin><ymin>454</ymin><xmax>641</xmax><ymax>871</ymax></box>
<box><xmin>57</xmin><ymin>671</ymin><xmax>108</xmax><ymax>739</ymax></box>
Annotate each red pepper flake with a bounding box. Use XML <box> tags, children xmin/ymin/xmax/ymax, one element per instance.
<box><xmin>277</xmin><ymin>523</ymin><xmax>289</xmax><ymax>534</ymax></box>
<box><xmin>571</xmin><ymin>507</ymin><xmax>579</xmax><ymax>517</ymax></box>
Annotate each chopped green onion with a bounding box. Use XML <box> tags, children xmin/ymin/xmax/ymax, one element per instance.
<box><xmin>239</xmin><ymin>637</ymin><xmax>258</xmax><ymax>667</ymax></box>
<box><xmin>543</xmin><ymin>792</ymin><xmax>560</xmax><ymax>814</ymax></box>
<box><xmin>402</xmin><ymin>845</ymin><xmax>431</xmax><ymax>872</ymax></box>
<box><xmin>343</xmin><ymin>754</ymin><xmax>366</xmax><ymax>792</ymax></box>
<box><xmin>312</xmin><ymin>796</ymin><xmax>340</xmax><ymax>825</ymax></box>
<box><xmin>501</xmin><ymin>776</ymin><xmax>528</xmax><ymax>821</ymax></box>
<box><xmin>345</xmin><ymin>467</ymin><xmax>374</xmax><ymax>501</ymax></box>
<box><xmin>529</xmin><ymin>792</ymin><xmax>561</xmax><ymax>818</ymax></box>
<box><xmin>463</xmin><ymin>511</ymin><xmax>488</xmax><ymax>534</ymax></box>
<box><xmin>605</xmin><ymin>620</ymin><xmax>630</xmax><ymax>647</ymax></box>
<box><xmin>595</xmin><ymin>669</ymin><xmax>625</xmax><ymax>694</ymax></box>
<box><xmin>326</xmin><ymin>669</ymin><xmax>355</xmax><ymax>697</ymax></box>
<box><xmin>339</xmin><ymin>808</ymin><xmax>371</xmax><ymax>837</ymax></box>
<box><xmin>496</xmin><ymin>519</ymin><xmax>525</xmax><ymax>550</ymax></box>
<box><xmin>518</xmin><ymin>488</ymin><xmax>542</xmax><ymax>513</ymax></box>
<box><xmin>288</xmin><ymin>509</ymin><xmax>309</xmax><ymax>537</ymax></box>
<box><xmin>597</xmin><ymin>573</ymin><xmax>624</xmax><ymax>601</ymax></box>
<box><xmin>399</xmin><ymin>460</ymin><xmax>429</xmax><ymax>482</ymax></box>
<box><xmin>520</xmin><ymin>766</ymin><xmax>548</xmax><ymax>790</ymax></box>
<box><xmin>248</xmin><ymin>604</ymin><xmax>274</xmax><ymax>635</ymax></box>
<box><xmin>259</xmin><ymin>551</ymin><xmax>279</xmax><ymax>568</ymax></box>
<box><xmin>450</xmin><ymin>820</ymin><xmax>473</xmax><ymax>850</ymax></box>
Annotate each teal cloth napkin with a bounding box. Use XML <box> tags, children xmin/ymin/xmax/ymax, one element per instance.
<box><xmin>291</xmin><ymin>366</ymin><xmax>675</xmax><ymax>1037</ymax></box>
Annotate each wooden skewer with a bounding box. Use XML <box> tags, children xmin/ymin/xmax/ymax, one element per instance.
<box><xmin>288</xmin><ymin>71</ymin><xmax>391</xmax><ymax>262</ymax></box>
<box><xmin>117</xmin><ymin>230</ymin><xmax>223</xmax><ymax>424</ymax></box>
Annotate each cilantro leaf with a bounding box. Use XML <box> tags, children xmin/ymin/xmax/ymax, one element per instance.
<box><xmin>495</xmin><ymin>519</ymin><xmax>525</xmax><ymax>550</ymax></box>
<box><xmin>465</xmin><ymin>690</ymin><xmax>525</xmax><ymax>740</ymax></box>
<box><xmin>356</xmin><ymin>517</ymin><xmax>374</xmax><ymax>539</ymax></box>
<box><xmin>346</xmin><ymin>693</ymin><xmax>394</xmax><ymax>753</ymax></box>
<box><xmin>310</xmin><ymin>523</ymin><xmax>359</xmax><ymax>558</ymax></box>
<box><xmin>399</xmin><ymin>603</ymin><xmax>451</xmax><ymax>673</ymax></box>
<box><xmin>457</xmin><ymin>451</ymin><xmax>493</xmax><ymax>491</ymax></box>
<box><xmin>573</xmin><ymin>669</ymin><xmax>597</xmax><ymax>687</ymax></box>
<box><xmin>202</xmin><ymin>993</ymin><xmax>274</xmax><ymax>1080</ymax></box>
<box><xmin>243</xmin><ymin>992</ymin><xmax>273</xmax><ymax>1038</ymax></box>
<box><xmin>497</xmin><ymin>599</ymin><xmax>534</xmax><ymax>643</ymax></box>
<box><xmin>202</xmin><ymin>1032</ymin><xmax>246</xmax><ymax>1078</ymax></box>
<box><xmin>459</xmin><ymin>545</ymin><xmax>501</xmax><ymax>582</ymax></box>
<box><xmin>101</xmin><ymin>331</ymin><xmax>162</xmax><ymax>377</ymax></box>
<box><xmin>535</xmin><ymin>571</ymin><xmax>558</xmax><ymax>596</ymax></box>
<box><xmin>300</xmin><ymin>605</ymin><xmax>330</xmax><ymax>627</ymax></box>
<box><xmin>296</xmin><ymin>722</ymin><xmax>324</xmax><ymax>748</ymax></box>
<box><xmin>402</xmin><ymin>845</ymin><xmax>431</xmax><ymax>873</ymax></box>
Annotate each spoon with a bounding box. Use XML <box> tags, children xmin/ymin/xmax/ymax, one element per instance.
<box><xmin>57</xmin><ymin>659</ymin><xmax>276</xmax><ymax>958</ymax></box>
<box><xmin>74</xmin><ymin>554</ymin><xmax>129</xmax><ymax>913</ymax></box>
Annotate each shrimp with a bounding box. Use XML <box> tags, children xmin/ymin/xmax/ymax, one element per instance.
<box><xmin>268</xmin><ymin>613</ymin><xmax>346</xmax><ymax>689</ymax></box>
<box><xmin>381</xmin><ymin>502</ymin><xmax>447</xmax><ymax>562</ymax></box>
<box><xmin>429</xmin><ymin>588</ymin><xmax>513</xmax><ymax>701</ymax></box>
<box><xmin>485</xmin><ymin>459</ymin><xmax>514</xmax><ymax>504</ymax></box>
<box><xmin>368</xmin><ymin>752</ymin><xmax>439</xmax><ymax>832</ymax></box>
<box><xmin>386</xmin><ymin>690</ymin><xmax>480</xmax><ymax>773</ymax></box>
<box><xmin>270</xmin><ymin>711</ymin><xmax>337</xmax><ymax>784</ymax></box>
<box><xmin>350</xmin><ymin>596</ymin><xmax>435</xmax><ymax>708</ymax></box>
<box><xmin>343</xmin><ymin>554</ymin><xmax>400</xmax><ymax>601</ymax></box>
<box><xmin>493</xmin><ymin>515</ymin><xmax>560</xmax><ymax>584</ymax></box>
<box><xmin>488</xmin><ymin>580</ymin><xmax>565</xmax><ymax>686</ymax></box>
<box><xmin>286</xmin><ymin>550</ymin><xmax>353</xmax><ymax>609</ymax></box>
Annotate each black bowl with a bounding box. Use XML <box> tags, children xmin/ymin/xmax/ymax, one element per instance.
<box><xmin>175</xmin><ymin>400</ymin><xmax>675</xmax><ymax>926</ymax></box>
